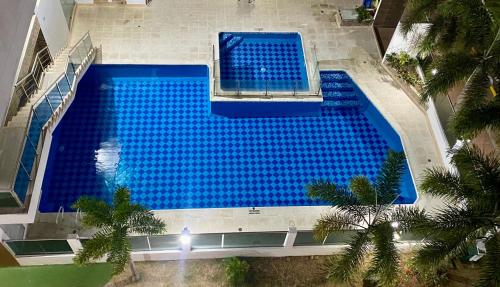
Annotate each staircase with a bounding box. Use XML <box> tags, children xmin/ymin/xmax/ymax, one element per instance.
<box><xmin>320</xmin><ymin>71</ymin><xmax>361</xmax><ymax>109</ymax></box>
<box><xmin>7</xmin><ymin>46</ymin><xmax>91</xmax><ymax>129</ymax></box>
<box><xmin>219</xmin><ymin>33</ymin><xmax>244</xmax><ymax>55</ymax></box>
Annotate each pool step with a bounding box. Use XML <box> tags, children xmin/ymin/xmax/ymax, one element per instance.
<box><xmin>322</xmin><ymin>100</ymin><xmax>361</xmax><ymax>109</ymax></box>
<box><xmin>319</xmin><ymin>71</ymin><xmax>351</xmax><ymax>82</ymax></box>
<box><xmin>321</xmin><ymin>81</ymin><xmax>354</xmax><ymax>92</ymax></box>
<box><xmin>323</xmin><ymin>91</ymin><xmax>357</xmax><ymax>101</ymax></box>
<box><xmin>320</xmin><ymin>70</ymin><xmax>361</xmax><ymax>110</ymax></box>
<box><xmin>221</xmin><ymin>36</ymin><xmax>244</xmax><ymax>55</ymax></box>
<box><xmin>220</xmin><ymin>33</ymin><xmax>235</xmax><ymax>45</ymax></box>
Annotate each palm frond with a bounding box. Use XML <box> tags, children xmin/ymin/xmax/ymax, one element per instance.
<box><xmin>485</xmin><ymin>0</ymin><xmax>500</xmax><ymax>25</ymax></box>
<box><xmin>420</xmin><ymin>167</ymin><xmax>469</xmax><ymax>201</ymax></box>
<box><xmin>306</xmin><ymin>180</ymin><xmax>359</xmax><ymax>207</ymax></box>
<box><xmin>312</xmin><ymin>211</ymin><xmax>362</xmax><ymax>241</ymax></box>
<box><xmin>113</xmin><ymin>186</ymin><xmax>138</xmax><ymax>224</ymax></box>
<box><xmin>349</xmin><ymin>176</ymin><xmax>377</xmax><ymax>205</ymax></box>
<box><xmin>421</xmin><ymin>52</ymin><xmax>478</xmax><ymax>102</ymax></box>
<box><xmin>129</xmin><ymin>207</ymin><xmax>166</xmax><ymax>235</ymax></box>
<box><xmin>391</xmin><ymin>206</ymin><xmax>431</xmax><ymax>234</ymax></box>
<box><xmin>113</xmin><ymin>186</ymin><xmax>132</xmax><ymax>207</ymax></box>
<box><xmin>375</xmin><ymin>150</ymin><xmax>406</xmax><ymax>204</ymax></box>
<box><xmin>476</xmin><ymin>233</ymin><xmax>500</xmax><ymax>287</ymax></box>
<box><xmin>415</xmin><ymin>238</ymin><xmax>470</xmax><ymax>268</ymax></box>
<box><xmin>74</xmin><ymin>229</ymin><xmax>112</xmax><ymax>265</ymax></box>
<box><xmin>72</xmin><ymin>197</ymin><xmax>113</xmax><ymax>228</ymax></box>
<box><xmin>450</xmin><ymin>144</ymin><xmax>500</xmax><ymax>201</ymax></box>
<box><xmin>401</xmin><ymin>0</ymin><xmax>442</xmax><ymax>35</ymax></box>
<box><xmin>366</xmin><ymin>222</ymin><xmax>400</xmax><ymax>286</ymax></box>
<box><xmin>107</xmin><ymin>228</ymin><xmax>131</xmax><ymax>275</ymax></box>
<box><xmin>452</xmin><ymin>99</ymin><xmax>500</xmax><ymax>138</ymax></box>
<box><xmin>326</xmin><ymin>230</ymin><xmax>370</xmax><ymax>283</ymax></box>
<box><xmin>432</xmin><ymin>205</ymin><xmax>490</xmax><ymax>235</ymax></box>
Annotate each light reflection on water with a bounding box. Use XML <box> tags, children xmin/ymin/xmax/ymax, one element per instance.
<box><xmin>94</xmin><ymin>138</ymin><xmax>128</xmax><ymax>190</ymax></box>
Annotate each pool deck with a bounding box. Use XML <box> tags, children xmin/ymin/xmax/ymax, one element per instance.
<box><xmin>28</xmin><ymin>0</ymin><xmax>443</xmax><ymax>238</ymax></box>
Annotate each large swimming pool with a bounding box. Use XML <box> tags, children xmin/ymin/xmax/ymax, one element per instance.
<box><xmin>218</xmin><ymin>32</ymin><xmax>309</xmax><ymax>91</ymax></box>
<box><xmin>40</xmin><ymin>65</ymin><xmax>416</xmax><ymax>212</ymax></box>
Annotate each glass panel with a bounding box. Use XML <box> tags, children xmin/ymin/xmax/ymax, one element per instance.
<box><xmin>433</xmin><ymin>96</ymin><xmax>457</xmax><ymax>145</ymax></box>
<box><xmin>69</xmin><ymin>52</ymin><xmax>82</xmax><ymax>68</ymax></box>
<box><xmin>13</xmin><ymin>170</ymin><xmax>29</xmax><ymax>203</ymax></box>
<box><xmin>129</xmin><ymin>236</ymin><xmax>150</xmax><ymax>251</ymax></box>
<box><xmin>293</xmin><ymin>231</ymin><xmax>322</xmax><ymax>246</ymax></box>
<box><xmin>399</xmin><ymin>232</ymin><xmax>423</xmax><ymax>241</ymax></box>
<box><xmin>0</xmin><ymin>192</ymin><xmax>20</xmax><ymax>208</ymax></box>
<box><xmin>324</xmin><ymin>230</ymin><xmax>357</xmax><ymax>245</ymax></box>
<box><xmin>66</xmin><ymin>62</ymin><xmax>76</xmax><ymax>84</ymax></box>
<box><xmin>223</xmin><ymin>232</ymin><xmax>286</xmax><ymax>248</ymax></box>
<box><xmin>6</xmin><ymin>240</ymin><xmax>73</xmax><ymax>256</ymax></box>
<box><xmin>80</xmin><ymin>239</ymin><xmax>89</xmax><ymax>247</ymax></box>
<box><xmin>148</xmin><ymin>235</ymin><xmax>180</xmax><ymax>250</ymax></box>
<box><xmin>192</xmin><ymin>233</ymin><xmax>222</xmax><ymax>249</ymax></box>
<box><xmin>57</xmin><ymin>77</ymin><xmax>71</xmax><ymax>97</ymax></box>
<box><xmin>77</xmin><ymin>45</ymin><xmax>87</xmax><ymax>63</ymax></box>
<box><xmin>46</xmin><ymin>89</ymin><xmax>63</xmax><ymax>109</ymax></box>
<box><xmin>34</xmin><ymin>98</ymin><xmax>53</xmax><ymax>123</ymax></box>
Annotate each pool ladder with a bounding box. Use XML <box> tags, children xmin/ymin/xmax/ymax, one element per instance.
<box><xmin>55</xmin><ymin>206</ymin><xmax>64</xmax><ymax>224</ymax></box>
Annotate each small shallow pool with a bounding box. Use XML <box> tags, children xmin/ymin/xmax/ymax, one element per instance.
<box><xmin>218</xmin><ymin>32</ymin><xmax>309</xmax><ymax>92</ymax></box>
<box><xmin>40</xmin><ymin>65</ymin><xmax>416</xmax><ymax>212</ymax></box>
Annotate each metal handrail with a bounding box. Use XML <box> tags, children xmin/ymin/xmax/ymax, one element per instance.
<box><xmin>55</xmin><ymin>206</ymin><xmax>64</xmax><ymax>224</ymax></box>
<box><xmin>15</xmin><ymin>47</ymin><xmax>51</xmax><ymax>85</ymax></box>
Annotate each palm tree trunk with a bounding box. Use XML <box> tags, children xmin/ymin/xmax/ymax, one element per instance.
<box><xmin>129</xmin><ymin>257</ymin><xmax>140</xmax><ymax>282</ymax></box>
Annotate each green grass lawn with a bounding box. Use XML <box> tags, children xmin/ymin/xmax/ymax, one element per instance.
<box><xmin>0</xmin><ymin>263</ymin><xmax>112</xmax><ymax>287</ymax></box>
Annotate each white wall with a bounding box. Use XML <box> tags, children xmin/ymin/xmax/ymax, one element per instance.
<box><xmin>35</xmin><ymin>0</ymin><xmax>69</xmax><ymax>57</ymax></box>
<box><xmin>384</xmin><ymin>22</ymin><xmax>430</xmax><ymax>58</ymax></box>
<box><xmin>0</xmin><ymin>0</ymin><xmax>38</xmax><ymax>125</ymax></box>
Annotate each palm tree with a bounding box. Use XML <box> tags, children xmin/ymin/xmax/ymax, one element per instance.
<box><xmin>307</xmin><ymin>150</ymin><xmax>411</xmax><ymax>286</ymax></box>
<box><xmin>73</xmin><ymin>186</ymin><xmax>166</xmax><ymax>281</ymax></box>
<box><xmin>402</xmin><ymin>0</ymin><xmax>500</xmax><ymax>139</ymax></box>
<box><xmin>396</xmin><ymin>145</ymin><xmax>500</xmax><ymax>286</ymax></box>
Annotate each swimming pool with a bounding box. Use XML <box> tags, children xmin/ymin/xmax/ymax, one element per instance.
<box><xmin>218</xmin><ymin>32</ymin><xmax>309</xmax><ymax>92</ymax></box>
<box><xmin>39</xmin><ymin>65</ymin><xmax>416</xmax><ymax>212</ymax></box>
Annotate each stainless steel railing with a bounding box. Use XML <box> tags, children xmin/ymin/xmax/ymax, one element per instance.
<box><xmin>9</xmin><ymin>47</ymin><xmax>53</xmax><ymax>123</ymax></box>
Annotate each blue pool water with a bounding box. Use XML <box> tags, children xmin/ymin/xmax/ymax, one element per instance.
<box><xmin>39</xmin><ymin>65</ymin><xmax>416</xmax><ymax>212</ymax></box>
<box><xmin>219</xmin><ymin>32</ymin><xmax>309</xmax><ymax>91</ymax></box>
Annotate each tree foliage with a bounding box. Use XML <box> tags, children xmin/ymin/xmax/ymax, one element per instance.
<box><xmin>307</xmin><ymin>150</ymin><xmax>408</xmax><ymax>286</ymax></box>
<box><xmin>73</xmin><ymin>186</ymin><xmax>166</xmax><ymax>275</ymax></box>
<box><xmin>401</xmin><ymin>145</ymin><xmax>500</xmax><ymax>286</ymax></box>
<box><xmin>403</xmin><ymin>0</ymin><xmax>500</xmax><ymax>138</ymax></box>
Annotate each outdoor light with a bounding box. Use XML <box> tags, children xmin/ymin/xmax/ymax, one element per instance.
<box><xmin>393</xmin><ymin>232</ymin><xmax>401</xmax><ymax>240</ymax></box>
<box><xmin>180</xmin><ymin>227</ymin><xmax>191</xmax><ymax>245</ymax></box>
<box><xmin>431</xmin><ymin>68</ymin><xmax>438</xmax><ymax>75</ymax></box>
<box><xmin>391</xmin><ymin>221</ymin><xmax>400</xmax><ymax>229</ymax></box>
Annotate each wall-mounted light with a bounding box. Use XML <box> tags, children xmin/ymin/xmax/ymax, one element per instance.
<box><xmin>180</xmin><ymin>227</ymin><xmax>191</xmax><ymax>245</ymax></box>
